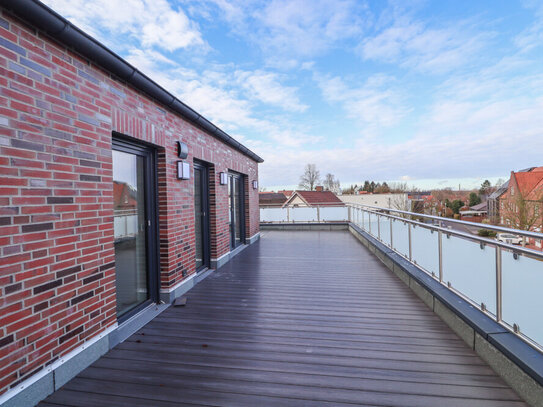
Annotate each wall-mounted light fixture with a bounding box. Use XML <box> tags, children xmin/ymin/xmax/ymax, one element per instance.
<box><xmin>177</xmin><ymin>161</ymin><xmax>190</xmax><ymax>180</ymax></box>
<box><xmin>252</xmin><ymin>180</ymin><xmax>258</xmax><ymax>190</ymax></box>
<box><xmin>176</xmin><ymin>141</ymin><xmax>188</xmax><ymax>159</ymax></box>
<box><xmin>219</xmin><ymin>172</ymin><xmax>228</xmax><ymax>185</ymax></box>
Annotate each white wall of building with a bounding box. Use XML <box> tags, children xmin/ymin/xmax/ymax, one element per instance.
<box><xmin>339</xmin><ymin>193</ymin><xmax>408</xmax><ymax>210</ymax></box>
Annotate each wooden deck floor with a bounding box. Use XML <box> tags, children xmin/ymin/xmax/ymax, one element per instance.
<box><xmin>40</xmin><ymin>230</ymin><xmax>527</xmax><ymax>406</ymax></box>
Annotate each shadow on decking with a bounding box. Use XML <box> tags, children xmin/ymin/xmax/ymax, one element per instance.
<box><xmin>40</xmin><ymin>230</ymin><xmax>527</xmax><ymax>407</ymax></box>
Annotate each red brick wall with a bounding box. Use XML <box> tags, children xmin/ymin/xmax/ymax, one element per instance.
<box><xmin>0</xmin><ymin>10</ymin><xmax>259</xmax><ymax>395</ymax></box>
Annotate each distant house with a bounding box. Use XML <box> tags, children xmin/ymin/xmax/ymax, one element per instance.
<box><xmin>259</xmin><ymin>192</ymin><xmax>287</xmax><ymax>208</ymax></box>
<box><xmin>283</xmin><ymin>190</ymin><xmax>344</xmax><ymax>207</ymax></box>
<box><xmin>500</xmin><ymin>167</ymin><xmax>543</xmax><ymax>231</ymax></box>
<box><xmin>460</xmin><ymin>201</ymin><xmax>487</xmax><ymax>223</ymax></box>
<box><xmin>278</xmin><ymin>190</ymin><xmax>294</xmax><ymax>198</ymax></box>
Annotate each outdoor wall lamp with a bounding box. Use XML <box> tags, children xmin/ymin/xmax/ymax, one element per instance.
<box><xmin>177</xmin><ymin>161</ymin><xmax>190</xmax><ymax>180</ymax></box>
<box><xmin>252</xmin><ymin>180</ymin><xmax>258</xmax><ymax>190</ymax></box>
<box><xmin>219</xmin><ymin>172</ymin><xmax>228</xmax><ymax>185</ymax></box>
<box><xmin>176</xmin><ymin>141</ymin><xmax>188</xmax><ymax>159</ymax></box>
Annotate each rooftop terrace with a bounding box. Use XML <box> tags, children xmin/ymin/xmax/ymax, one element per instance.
<box><xmin>39</xmin><ymin>230</ymin><xmax>526</xmax><ymax>406</ymax></box>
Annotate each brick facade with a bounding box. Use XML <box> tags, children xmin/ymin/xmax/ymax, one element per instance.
<box><xmin>0</xmin><ymin>9</ymin><xmax>260</xmax><ymax>395</ymax></box>
<box><xmin>500</xmin><ymin>169</ymin><xmax>543</xmax><ymax>232</ymax></box>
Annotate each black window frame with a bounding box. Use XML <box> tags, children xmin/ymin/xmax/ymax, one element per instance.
<box><xmin>112</xmin><ymin>132</ymin><xmax>160</xmax><ymax>323</ymax></box>
<box><xmin>228</xmin><ymin>171</ymin><xmax>246</xmax><ymax>249</ymax></box>
<box><xmin>193</xmin><ymin>160</ymin><xmax>211</xmax><ymax>272</ymax></box>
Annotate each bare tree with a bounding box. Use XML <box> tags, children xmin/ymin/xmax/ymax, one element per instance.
<box><xmin>323</xmin><ymin>173</ymin><xmax>341</xmax><ymax>194</ymax></box>
<box><xmin>387</xmin><ymin>182</ymin><xmax>409</xmax><ymax>215</ymax></box>
<box><xmin>502</xmin><ymin>189</ymin><xmax>543</xmax><ymax>245</ymax></box>
<box><xmin>298</xmin><ymin>164</ymin><xmax>320</xmax><ymax>191</ymax></box>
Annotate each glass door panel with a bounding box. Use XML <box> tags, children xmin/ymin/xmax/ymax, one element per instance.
<box><xmin>194</xmin><ymin>164</ymin><xmax>210</xmax><ymax>271</ymax></box>
<box><xmin>113</xmin><ymin>149</ymin><xmax>149</xmax><ymax>317</ymax></box>
<box><xmin>233</xmin><ymin>177</ymin><xmax>241</xmax><ymax>246</ymax></box>
<box><xmin>194</xmin><ymin>167</ymin><xmax>203</xmax><ymax>269</ymax></box>
<box><xmin>228</xmin><ymin>172</ymin><xmax>245</xmax><ymax>249</ymax></box>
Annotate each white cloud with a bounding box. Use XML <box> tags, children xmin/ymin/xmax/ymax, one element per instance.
<box><xmin>315</xmin><ymin>73</ymin><xmax>409</xmax><ymax>130</ymax></box>
<box><xmin>42</xmin><ymin>0</ymin><xmax>205</xmax><ymax>52</ymax></box>
<box><xmin>235</xmin><ymin>70</ymin><xmax>308</xmax><ymax>112</ymax></box>
<box><xmin>124</xmin><ymin>48</ymin><xmax>318</xmax><ymax>151</ymax></box>
<box><xmin>258</xmin><ymin>50</ymin><xmax>543</xmax><ymax>188</ymax></box>
<box><xmin>360</xmin><ymin>16</ymin><xmax>491</xmax><ymax>74</ymax></box>
<box><xmin>192</xmin><ymin>0</ymin><xmax>367</xmax><ymax>65</ymax></box>
<box><xmin>514</xmin><ymin>1</ymin><xmax>543</xmax><ymax>52</ymax></box>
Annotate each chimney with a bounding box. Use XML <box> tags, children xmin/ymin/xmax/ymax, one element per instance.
<box><xmin>315</xmin><ymin>186</ymin><xmax>323</xmax><ymax>192</ymax></box>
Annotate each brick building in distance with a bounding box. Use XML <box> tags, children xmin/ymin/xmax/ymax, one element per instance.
<box><xmin>499</xmin><ymin>167</ymin><xmax>543</xmax><ymax>247</ymax></box>
<box><xmin>0</xmin><ymin>1</ymin><xmax>263</xmax><ymax>405</ymax></box>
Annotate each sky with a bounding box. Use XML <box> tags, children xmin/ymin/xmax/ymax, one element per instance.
<box><xmin>42</xmin><ymin>0</ymin><xmax>543</xmax><ymax>191</ymax></box>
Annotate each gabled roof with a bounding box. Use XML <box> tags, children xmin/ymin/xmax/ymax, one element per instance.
<box><xmin>512</xmin><ymin>167</ymin><xmax>543</xmax><ymax>200</ymax></box>
<box><xmin>489</xmin><ymin>180</ymin><xmax>509</xmax><ymax>200</ymax></box>
<box><xmin>113</xmin><ymin>181</ymin><xmax>137</xmax><ymax>210</ymax></box>
<box><xmin>259</xmin><ymin>192</ymin><xmax>287</xmax><ymax>205</ymax></box>
<box><xmin>284</xmin><ymin>190</ymin><xmax>344</xmax><ymax>207</ymax></box>
<box><xmin>470</xmin><ymin>201</ymin><xmax>488</xmax><ymax>211</ymax></box>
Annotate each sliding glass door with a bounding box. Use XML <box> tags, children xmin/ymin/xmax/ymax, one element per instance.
<box><xmin>194</xmin><ymin>162</ymin><xmax>210</xmax><ymax>271</ymax></box>
<box><xmin>112</xmin><ymin>137</ymin><xmax>158</xmax><ymax>319</ymax></box>
<box><xmin>228</xmin><ymin>172</ymin><xmax>245</xmax><ymax>249</ymax></box>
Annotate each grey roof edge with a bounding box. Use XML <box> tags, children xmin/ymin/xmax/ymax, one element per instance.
<box><xmin>1</xmin><ymin>0</ymin><xmax>264</xmax><ymax>163</ymax></box>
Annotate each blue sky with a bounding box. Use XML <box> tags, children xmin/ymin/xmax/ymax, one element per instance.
<box><xmin>43</xmin><ymin>0</ymin><xmax>543</xmax><ymax>190</ymax></box>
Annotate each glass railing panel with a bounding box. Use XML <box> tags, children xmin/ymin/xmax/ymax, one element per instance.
<box><xmin>260</xmin><ymin>208</ymin><xmax>287</xmax><ymax>222</ymax></box>
<box><xmin>367</xmin><ymin>213</ymin><xmax>379</xmax><ymax>238</ymax></box>
<box><xmin>442</xmin><ymin>235</ymin><xmax>496</xmax><ymax>314</ymax></box>
<box><xmin>379</xmin><ymin>215</ymin><xmax>391</xmax><ymax>246</ymax></box>
<box><xmin>411</xmin><ymin>224</ymin><xmax>439</xmax><ymax>275</ymax></box>
<box><xmin>362</xmin><ymin>211</ymin><xmax>371</xmax><ymax>232</ymax></box>
<box><xmin>289</xmin><ymin>207</ymin><xmax>318</xmax><ymax>222</ymax></box>
<box><xmin>391</xmin><ymin>219</ymin><xmax>410</xmax><ymax>258</ymax></box>
<box><xmin>352</xmin><ymin>207</ymin><xmax>359</xmax><ymax>226</ymax></box>
<box><xmin>502</xmin><ymin>249</ymin><xmax>543</xmax><ymax>347</ymax></box>
<box><xmin>319</xmin><ymin>206</ymin><xmax>349</xmax><ymax>222</ymax></box>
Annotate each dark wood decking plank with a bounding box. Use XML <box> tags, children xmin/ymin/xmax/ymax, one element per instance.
<box><xmin>102</xmin><ymin>349</ymin><xmax>510</xmax><ymax>388</ymax></box>
<box><xmin>39</xmin><ymin>230</ymin><xmax>527</xmax><ymax>407</ymax></box>
<box><xmin>90</xmin><ymin>357</ymin><xmax>521</xmax><ymax>400</ymax></box>
<box><xmin>123</xmin><ymin>333</ymin><xmax>485</xmax><ymax>366</ymax></box>
<box><xmin>69</xmin><ymin>370</ymin><xmax>526</xmax><ymax>407</ymax></box>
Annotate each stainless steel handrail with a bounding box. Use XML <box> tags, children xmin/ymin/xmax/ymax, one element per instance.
<box><xmin>349</xmin><ymin>202</ymin><xmax>543</xmax><ymax>240</ymax></box>
<box><xmin>346</xmin><ymin>203</ymin><xmax>543</xmax><ymax>260</ymax></box>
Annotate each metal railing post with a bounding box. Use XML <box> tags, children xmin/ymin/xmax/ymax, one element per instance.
<box><xmin>287</xmin><ymin>207</ymin><xmax>290</xmax><ymax>222</ymax></box>
<box><xmin>348</xmin><ymin>206</ymin><xmax>352</xmax><ymax>223</ymax></box>
<box><xmin>438</xmin><ymin>230</ymin><xmax>443</xmax><ymax>283</ymax></box>
<box><xmin>408</xmin><ymin>223</ymin><xmax>412</xmax><ymax>261</ymax></box>
<box><xmin>369</xmin><ymin>212</ymin><xmax>371</xmax><ymax>235</ymax></box>
<box><xmin>377</xmin><ymin>214</ymin><xmax>381</xmax><ymax>241</ymax></box>
<box><xmin>496</xmin><ymin>246</ymin><xmax>502</xmax><ymax>322</ymax></box>
<box><xmin>390</xmin><ymin>218</ymin><xmax>393</xmax><ymax>248</ymax></box>
<box><xmin>361</xmin><ymin>209</ymin><xmax>365</xmax><ymax>230</ymax></box>
<box><xmin>317</xmin><ymin>206</ymin><xmax>320</xmax><ymax>223</ymax></box>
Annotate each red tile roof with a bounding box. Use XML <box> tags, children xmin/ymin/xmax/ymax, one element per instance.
<box><xmin>259</xmin><ymin>192</ymin><xmax>287</xmax><ymax>205</ymax></box>
<box><xmin>295</xmin><ymin>190</ymin><xmax>343</xmax><ymax>205</ymax></box>
<box><xmin>113</xmin><ymin>181</ymin><xmax>137</xmax><ymax>211</ymax></box>
<box><xmin>512</xmin><ymin>167</ymin><xmax>543</xmax><ymax>200</ymax></box>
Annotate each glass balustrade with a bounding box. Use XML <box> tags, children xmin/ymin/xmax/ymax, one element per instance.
<box><xmin>442</xmin><ymin>234</ymin><xmax>497</xmax><ymax>314</ymax></box>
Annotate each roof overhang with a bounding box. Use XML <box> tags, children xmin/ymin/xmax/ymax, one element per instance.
<box><xmin>1</xmin><ymin>0</ymin><xmax>264</xmax><ymax>163</ymax></box>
